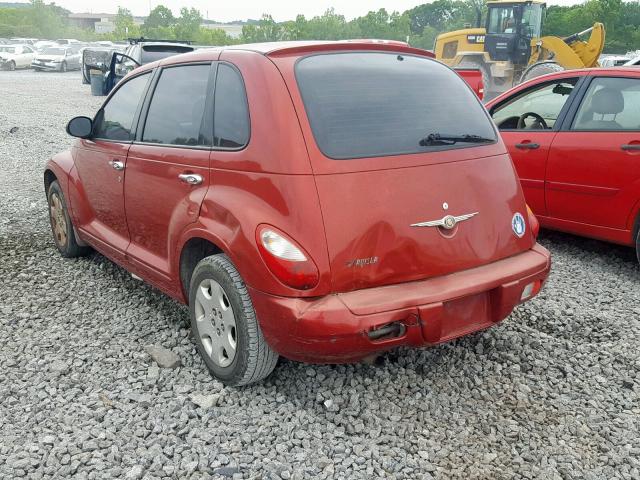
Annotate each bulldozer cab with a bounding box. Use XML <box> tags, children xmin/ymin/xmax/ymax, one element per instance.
<box><xmin>485</xmin><ymin>1</ymin><xmax>545</xmax><ymax>65</ymax></box>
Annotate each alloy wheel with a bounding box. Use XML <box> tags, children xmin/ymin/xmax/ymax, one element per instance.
<box><xmin>194</xmin><ymin>278</ymin><xmax>237</xmax><ymax>367</ymax></box>
<box><xmin>49</xmin><ymin>192</ymin><xmax>68</xmax><ymax>247</ymax></box>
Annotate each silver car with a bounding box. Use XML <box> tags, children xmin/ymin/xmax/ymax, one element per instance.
<box><xmin>31</xmin><ymin>46</ymin><xmax>82</xmax><ymax>72</ymax></box>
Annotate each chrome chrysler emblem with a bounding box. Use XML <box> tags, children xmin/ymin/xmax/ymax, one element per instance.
<box><xmin>411</xmin><ymin>212</ymin><xmax>479</xmax><ymax>230</ymax></box>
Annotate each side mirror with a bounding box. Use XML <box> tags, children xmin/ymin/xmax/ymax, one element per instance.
<box><xmin>66</xmin><ymin>116</ymin><xmax>93</xmax><ymax>138</ymax></box>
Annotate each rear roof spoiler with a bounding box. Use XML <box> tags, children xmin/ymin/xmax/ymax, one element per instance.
<box><xmin>127</xmin><ymin>37</ymin><xmax>192</xmax><ymax>45</ymax></box>
<box><xmin>265</xmin><ymin>42</ymin><xmax>435</xmax><ymax>58</ymax></box>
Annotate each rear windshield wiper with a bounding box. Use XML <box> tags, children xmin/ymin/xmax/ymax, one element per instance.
<box><xmin>419</xmin><ymin>133</ymin><xmax>495</xmax><ymax>146</ymax></box>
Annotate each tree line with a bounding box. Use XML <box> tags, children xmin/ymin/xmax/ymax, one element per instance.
<box><xmin>1</xmin><ymin>0</ymin><xmax>639</xmax><ymax>53</ymax></box>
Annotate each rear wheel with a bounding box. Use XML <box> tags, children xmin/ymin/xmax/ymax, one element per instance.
<box><xmin>519</xmin><ymin>61</ymin><xmax>565</xmax><ymax>84</ymax></box>
<box><xmin>47</xmin><ymin>181</ymin><xmax>90</xmax><ymax>258</ymax></box>
<box><xmin>189</xmin><ymin>254</ymin><xmax>278</xmax><ymax>386</ymax></box>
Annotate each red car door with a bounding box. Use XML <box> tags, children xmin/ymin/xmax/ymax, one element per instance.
<box><xmin>489</xmin><ymin>77</ymin><xmax>580</xmax><ymax>216</ymax></box>
<box><xmin>71</xmin><ymin>72</ymin><xmax>151</xmax><ymax>259</ymax></box>
<box><xmin>546</xmin><ymin>75</ymin><xmax>640</xmax><ymax>244</ymax></box>
<box><xmin>124</xmin><ymin>63</ymin><xmax>213</xmax><ymax>286</ymax></box>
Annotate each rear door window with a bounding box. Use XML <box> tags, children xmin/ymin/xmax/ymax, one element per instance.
<box><xmin>295</xmin><ymin>52</ymin><xmax>496</xmax><ymax>160</ymax></box>
<box><xmin>142</xmin><ymin>64</ymin><xmax>211</xmax><ymax>146</ymax></box>
<box><xmin>572</xmin><ymin>77</ymin><xmax>640</xmax><ymax>131</ymax></box>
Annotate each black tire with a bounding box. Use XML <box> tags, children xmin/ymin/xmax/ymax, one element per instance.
<box><xmin>519</xmin><ymin>61</ymin><xmax>565</xmax><ymax>84</ymax></box>
<box><xmin>47</xmin><ymin>181</ymin><xmax>90</xmax><ymax>258</ymax></box>
<box><xmin>8</xmin><ymin>61</ymin><xmax>15</xmax><ymax>71</ymax></box>
<box><xmin>60</xmin><ymin>61</ymin><xmax>67</xmax><ymax>73</ymax></box>
<box><xmin>189</xmin><ymin>254</ymin><xmax>278</xmax><ymax>386</ymax></box>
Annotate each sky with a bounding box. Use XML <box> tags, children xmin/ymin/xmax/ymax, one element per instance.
<box><xmin>25</xmin><ymin>0</ymin><xmax>583</xmax><ymax>22</ymax></box>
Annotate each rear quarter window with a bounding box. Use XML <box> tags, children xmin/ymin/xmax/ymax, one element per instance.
<box><xmin>295</xmin><ymin>52</ymin><xmax>496</xmax><ymax>160</ymax></box>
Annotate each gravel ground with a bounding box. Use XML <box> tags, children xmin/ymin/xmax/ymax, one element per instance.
<box><xmin>0</xmin><ymin>70</ymin><xmax>639</xmax><ymax>480</ymax></box>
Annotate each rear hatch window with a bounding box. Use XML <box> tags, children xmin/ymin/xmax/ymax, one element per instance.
<box><xmin>295</xmin><ymin>52</ymin><xmax>496</xmax><ymax>160</ymax></box>
<box><xmin>141</xmin><ymin>45</ymin><xmax>194</xmax><ymax>63</ymax></box>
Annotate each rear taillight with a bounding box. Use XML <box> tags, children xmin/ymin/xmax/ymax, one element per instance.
<box><xmin>526</xmin><ymin>205</ymin><xmax>540</xmax><ymax>238</ymax></box>
<box><xmin>256</xmin><ymin>225</ymin><xmax>319</xmax><ymax>290</ymax></box>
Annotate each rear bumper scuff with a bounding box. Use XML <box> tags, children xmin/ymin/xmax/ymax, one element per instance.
<box><xmin>249</xmin><ymin>244</ymin><xmax>551</xmax><ymax>363</ymax></box>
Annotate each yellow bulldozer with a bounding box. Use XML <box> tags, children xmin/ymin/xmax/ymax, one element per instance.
<box><xmin>434</xmin><ymin>0</ymin><xmax>605</xmax><ymax>98</ymax></box>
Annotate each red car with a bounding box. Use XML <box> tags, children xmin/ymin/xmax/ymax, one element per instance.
<box><xmin>486</xmin><ymin>67</ymin><xmax>640</xmax><ymax>262</ymax></box>
<box><xmin>45</xmin><ymin>41</ymin><xmax>550</xmax><ymax>385</ymax></box>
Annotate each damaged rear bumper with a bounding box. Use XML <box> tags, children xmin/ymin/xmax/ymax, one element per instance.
<box><xmin>249</xmin><ymin>244</ymin><xmax>551</xmax><ymax>363</ymax></box>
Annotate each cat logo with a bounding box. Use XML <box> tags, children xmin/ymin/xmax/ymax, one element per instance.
<box><xmin>467</xmin><ymin>34</ymin><xmax>485</xmax><ymax>44</ymax></box>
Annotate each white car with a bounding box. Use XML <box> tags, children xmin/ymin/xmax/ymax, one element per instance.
<box><xmin>32</xmin><ymin>46</ymin><xmax>82</xmax><ymax>72</ymax></box>
<box><xmin>34</xmin><ymin>41</ymin><xmax>59</xmax><ymax>53</ymax></box>
<box><xmin>599</xmin><ymin>55</ymin><xmax>630</xmax><ymax>67</ymax></box>
<box><xmin>0</xmin><ymin>44</ymin><xmax>36</xmax><ymax>70</ymax></box>
<box><xmin>624</xmin><ymin>55</ymin><xmax>640</xmax><ymax>66</ymax></box>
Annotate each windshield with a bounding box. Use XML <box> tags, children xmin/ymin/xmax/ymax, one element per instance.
<box><xmin>0</xmin><ymin>47</ymin><xmax>16</xmax><ymax>54</ymax></box>
<box><xmin>488</xmin><ymin>6</ymin><xmax>516</xmax><ymax>34</ymax></box>
<box><xmin>295</xmin><ymin>52</ymin><xmax>496</xmax><ymax>160</ymax></box>
<box><xmin>42</xmin><ymin>48</ymin><xmax>65</xmax><ymax>55</ymax></box>
<box><xmin>521</xmin><ymin>4</ymin><xmax>543</xmax><ymax>37</ymax></box>
<box><xmin>140</xmin><ymin>45</ymin><xmax>193</xmax><ymax>63</ymax></box>
<box><xmin>489</xmin><ymin>4</ymin><xmax>543</xmax><ymax>37</ymax></box>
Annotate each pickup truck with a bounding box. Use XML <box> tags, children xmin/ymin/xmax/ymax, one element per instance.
<box><xmin>455</xmin><ymin>67</ymin><xmax>485</xmax><ymax>100</ymax></box>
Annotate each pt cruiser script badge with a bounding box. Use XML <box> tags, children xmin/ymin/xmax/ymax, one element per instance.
<box><xmin>411</xmin><ymin>212</ymin><xmax>479</xmax><ymax>230</ymax></box>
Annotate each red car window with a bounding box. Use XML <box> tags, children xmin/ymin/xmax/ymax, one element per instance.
<box><xmin>572</xmin><ymin>77</ymin><xmax>640</xmax><ymax>131</ymax></box>
<box><xmin>492</xmin><ymin>79</ymin><xmax>578</xmax><ymax>130</ymax></box>
<box><xmin>93</xmin><ymin>73</ymin><xmax>150</xmax><ymax>141</ymax></box>
<box><xmin>142</xmin><ymin>64</ymin><xmax>211</xmax><ymax>146</ymax></box>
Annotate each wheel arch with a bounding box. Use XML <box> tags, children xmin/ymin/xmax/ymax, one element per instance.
<box><xmin>44</xmin><ymin>168</ymin><xmax>58</xmax><ymax>194</ymax></box>
<box><xmin>631</xmin><ymin>200</ymin><xmax>640</xmax><ymax>245</ymax></box>
<box><xmin>177</xmin><ymin>232</ymin><xmax>228</xmax><ymax>301</ymax></box>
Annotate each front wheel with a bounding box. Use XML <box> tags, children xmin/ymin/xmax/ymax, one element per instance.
<box><xmin>8</xmin><ymin>61</ymin><xmax>15</xmax><ymax>71</ymax></box>
<box><xmin>47</xmin><ymin>181</ymin><xmax>90</xmax><ymax>258</ymax></box>
<box><xmin>189</xmin><ymin>254</ymin><xmax>278</xmax><ymax>386</ymax></box>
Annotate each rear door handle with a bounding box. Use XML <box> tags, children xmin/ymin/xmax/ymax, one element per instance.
<box><xmin>178</xmin><ymin>173</ymin><xmax>203</xmax><ymax>185</ymax></box>
<box><xmin>515</xmin><ymin>142</ymin><xmax>540</xmax><ymax>150</ymax></box>
<box><xmin>621</xmin><ymin>144</ymin><xmax>640</xmax><ymax>151</ymax></box>
<box><xmin>108</xmin><ymin>159</ymin><xmax>124</xmax><ymax>171</ymax></box>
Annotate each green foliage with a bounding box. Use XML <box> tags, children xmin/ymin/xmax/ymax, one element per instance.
<box><xmin>544</xmin><ymin>0</ymin><xmax>639</xmax><ymax>52</ymax></box>
<box><xmin>0</xmin><ymin>0</ymin><xmax>639</xmax><ymax>52</ymax></box>
<box><xmin>174</xmin><ymin>7</ymin><xmax>202</xmax><ymax>41</ymax></box>
<box><xmin>241</xmin><ymin>14</ymin><xmax>284</xmax><ymax>42</ymax></box>
<box><xmin>114</xmin><ymin>7</ymin><xmax>139</xmax><ymax>39</ymax></box>
<box><xmin>145</xmin><ymin>5</ymin><xmax>174</xmax><ymax>30</ymax></box>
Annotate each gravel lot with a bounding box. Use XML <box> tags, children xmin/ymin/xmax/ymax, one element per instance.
<box><xmin>1</xmin><ymin>70</ymin><xmax>639</xmax><ymax>480</ymax></box>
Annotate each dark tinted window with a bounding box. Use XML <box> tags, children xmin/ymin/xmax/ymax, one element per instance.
<box><xmin>295</xmin><ymin>52</ymin><xmax>496</xmax><ymax>159</ymax></box>
<box><xmin>213</xmin><ymin>64</ymin><xmax>250</xmax><ymax>148</ymax></box>
<box><xmin>93</xmin><ymin>73</ymin><xmax>150</xmax><ymax>141</ymax></box>
<box><xmin>142</xmin><ymin>64</ymin><xmax>211</xmax><ymax>146</ymax></box>
<box><xmin>140</xmin><ymin>45</ymin><xmax>194</xmax><ymax>64</ymax></box>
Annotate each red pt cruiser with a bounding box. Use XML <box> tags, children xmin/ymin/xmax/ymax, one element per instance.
<box><xmin>45</xmin><ymin>41</ymin><xmax>551</xmax><ymax>385</ymax></box>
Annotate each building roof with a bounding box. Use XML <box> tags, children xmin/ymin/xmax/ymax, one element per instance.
<box><xmin>68</xmin><ymin>13</ymin><xmax>116</xmax><ymax>20</ymax></box>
